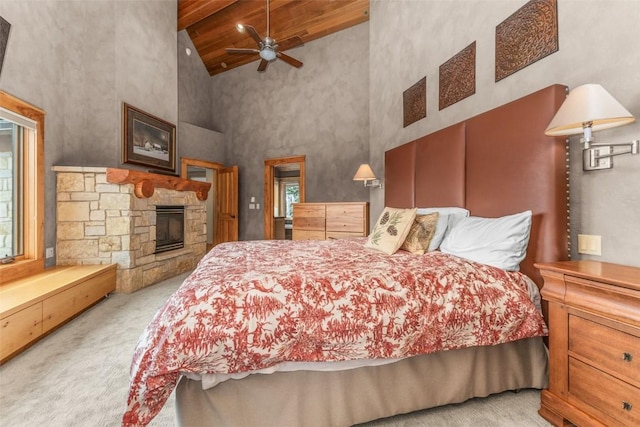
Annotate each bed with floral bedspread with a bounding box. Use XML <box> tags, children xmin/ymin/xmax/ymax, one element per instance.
<box><xmin>123</xmin><ymin>238</ymin><xmax>547</xmax><ymax>426</ymax></box>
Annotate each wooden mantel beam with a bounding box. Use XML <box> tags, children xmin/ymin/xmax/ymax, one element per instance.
<box><xmin>106</xmin><ymin>168</ymin><xmax>211</xmax><ymax>201</ymax></box>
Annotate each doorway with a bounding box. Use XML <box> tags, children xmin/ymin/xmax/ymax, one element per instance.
<box><xmin>181</xmin><ymin>157</ymin><xmax>239</xmax><ymax>248</ymax></box>
<box><xmin>264</xmin><ymin>155</ymin><xmax>306</xmax><ymax>240</ymax></box>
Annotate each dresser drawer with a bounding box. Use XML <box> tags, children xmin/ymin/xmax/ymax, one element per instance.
<box><xmin>569</xmin><ymin>315</ymin><xmax>639</xmax><ymax>384</ymax></box>
<box><xmin>326</xmin><ymin>215</ymin><xmax>365</xmax><ymax>233</ymax></box>
<box><xmin>569</xmin><ymin>357</ymin><xmax>639</xmax><ymax>426</ymax></box>
<box><xmin>292</xmin><ymin>230</ymin><xmax>325</xmax><ymax>240</ymax></box>
<box><xmin>293</xmin><ymin>204</ymin><xmax>325</xmax><ymax>218</ymax></box>
<box><xmin>326</xmin><ymin>231</ymin><xmax>364</xmax><ymax>239</ymax></box>
<box><xmin>326</xmin><ymin>204</ymin><xmax>364</xmax><ymax>219</ymax></box>
<box><xmin>293</xmin><ymin>216</ymin><xmax>325</xmax><ymax>231</ymax></box>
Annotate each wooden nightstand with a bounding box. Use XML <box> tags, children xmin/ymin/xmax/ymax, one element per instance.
<box><xmin>536</xmin><ymin>261</ymin><xmax>640</xmax><ymax>427</ymax></box>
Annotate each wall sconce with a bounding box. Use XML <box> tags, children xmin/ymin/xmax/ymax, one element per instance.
<box><xmin>545</xmin><ymin>84</ymin><xmax>638</xmax><ymax>171</ymax></box>
<box><xmin>353</xmin><ymin>164</ymin><xmax>383</xmax><ymax>189</ymax></box>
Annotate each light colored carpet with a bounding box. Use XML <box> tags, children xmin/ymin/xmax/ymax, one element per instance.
<box><xmin>0</xmin><ymin>272</ymin><xmax>551</xmax><ymax>427</ymax></box>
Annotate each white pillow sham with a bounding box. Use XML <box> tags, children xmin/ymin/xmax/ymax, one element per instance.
<box><xmin>416</xmin><ymin>207</ymin><xmax>470</xmax><ymax>251</ymax></box>
<box><xmin>439</xmin><ymin>210</ymin><xmax>532</xmax><ymax>271</ymax></box>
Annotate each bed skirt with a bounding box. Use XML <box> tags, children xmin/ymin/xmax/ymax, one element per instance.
<box><xmin>176</xmin><ymin>337</ymin><xmax>548</xmax><ymax>427</ymax></box>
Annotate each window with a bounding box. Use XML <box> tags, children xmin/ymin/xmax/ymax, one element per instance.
<box><xmin>283</xmin><ymin>182</ymin><xmax>299</xmax><ymax>219</ymax></box>
<box><xmin>0</xmin><ymin>91</ymin><xmax>45</xmax><ymax>284</ymax></box>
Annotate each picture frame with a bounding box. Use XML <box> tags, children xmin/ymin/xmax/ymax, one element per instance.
<box><xmin>122</xmin><ymin>103</ymin><xmax>176</xmax><ymax>171</ymax></box>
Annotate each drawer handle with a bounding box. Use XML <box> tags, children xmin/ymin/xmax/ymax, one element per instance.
<box><xmin>622</xmin><ymin>401</ymin><xmax>633</xmax><ymax>411</ymax></box>
<box><xmin>623</xmin><ymin>352</ymin><xmax>633</xmax><ymax>362</ymax></box>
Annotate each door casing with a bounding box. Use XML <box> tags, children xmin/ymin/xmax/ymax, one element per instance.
<box><xmin>264</xmin><ymin>155</ymin><xmax>306</xmax><ymax>240</ymax></box>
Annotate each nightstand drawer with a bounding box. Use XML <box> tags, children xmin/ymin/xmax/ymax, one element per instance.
<box><xmin>569</xmin><ymin>357</ymin><xmax>639</xmax><ymax>426</ymax></box>
<box><xmin>569</xmin><ymin>315</ymin><xmax>639</xmax><ymax>384</ymax></box>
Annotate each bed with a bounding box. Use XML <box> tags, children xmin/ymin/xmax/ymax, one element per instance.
<box><xmin>123</xmin><ymin>84</ymin><xmax>569</xmax><ymax>427</ymax></box>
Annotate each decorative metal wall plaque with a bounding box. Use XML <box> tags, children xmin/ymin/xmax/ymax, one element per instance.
<box><xmin>0</xmin><ymin>16</ymin><xmax>10</xmax><ymax>77</ymax></box>
<box><xmin>403</xmin><ymin>76</ymin><xmax>426</xmax><ymax>128</ymax></box>
<box><xmin>439</xmin><ymin>41</ymin><xmax>476</xmax><ymax>110</ymax></box>
<box><xmin>495</xmin><ymin>0</ymin><xmax>558</xmax><ymax>82</ymax></box>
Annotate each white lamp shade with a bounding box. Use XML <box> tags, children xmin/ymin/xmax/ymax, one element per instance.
<box><xmin>353</xmin><ymin>164</ymin><xmax>377</xmax><ymax>181</ymax></box>
<box><xmin>545</xmin><ymin>84</ymin><xmax>635</xmax><ymax>136</ymax></box>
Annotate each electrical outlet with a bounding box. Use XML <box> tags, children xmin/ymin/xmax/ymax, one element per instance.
<box><xmin>578</xmin><ymin>234</ymin><xmax>602</xmax><ymax>256</ymax></box>
<box><xmin>45</xmin><ymin>247</ymin><xmax>55</xmax><ymax>258</ymax></box>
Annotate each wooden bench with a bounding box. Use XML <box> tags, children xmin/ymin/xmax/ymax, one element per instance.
<box><xmin>0</xmin><ymin>264</ymin><xmax>116</xmax><ymax>364</ymax></box>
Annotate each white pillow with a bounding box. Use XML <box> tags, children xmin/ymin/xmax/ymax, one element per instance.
<box><xmin>439</xmin><ymin>210</ymin><xmax>532</xmax><ymax>271</ymax></box>
<box><xmin>416</xmin><ymin>207</ymin><xmax>470</xmax><ymax>251</ymax></box>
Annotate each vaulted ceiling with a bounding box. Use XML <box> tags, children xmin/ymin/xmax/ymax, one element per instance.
<box><xmin>178</xmin><ymin>0</ymin><xmax>370</xmax><ymax>76</ymax></box>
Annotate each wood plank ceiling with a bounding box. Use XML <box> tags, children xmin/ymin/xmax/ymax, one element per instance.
<box><xmin>178</xmin><ymin>0</ymin><xmax>370</xmax><ymax>76</ymax></box>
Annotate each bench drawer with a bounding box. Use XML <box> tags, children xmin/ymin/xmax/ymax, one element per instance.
<box><xmin>0</xmin><ymin>303</ymin><xmax>42</xmax><ymax>361</ymax></box>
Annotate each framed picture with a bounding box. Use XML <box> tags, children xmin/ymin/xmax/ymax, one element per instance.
<box><xmin>122</xmin><ymin>103</ymin><xmax>176</xmax><ymax>171</ymax></box>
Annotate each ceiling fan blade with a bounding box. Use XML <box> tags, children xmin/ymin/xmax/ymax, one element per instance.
<box><xmin>277</xmin><ymin>35</ymin><xmax>304</xmax><ymax>52</ymax></box>
<box><xmin>277</xmin><ymin>52</ymin><xmax>303</xmax><ymax>68</ymax></box>
<box><xmin>242</xmin><ymin>25</ymin><xmax>264</xmax><ymax>48</ymax></box>
<box><xmin>257</xmin><ymin>59</ymin><xmax>269</xmax><ymax>72</ymax></box>
<box><xmin>226</xmin><ymin>48</ymin><xmax>260</xmax><ymax>55</ymax></box>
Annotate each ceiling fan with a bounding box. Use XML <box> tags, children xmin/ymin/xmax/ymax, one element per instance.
<box><xmin>225</xmin><ymin>0</ymin><xmax>304</xmax><ymax>72</ymax></box>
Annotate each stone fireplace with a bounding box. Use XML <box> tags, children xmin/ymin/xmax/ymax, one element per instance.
<box><xmin>53</xmin><ymin>166</ymin><xmax>210</xmax><ymax>293</ymax></box>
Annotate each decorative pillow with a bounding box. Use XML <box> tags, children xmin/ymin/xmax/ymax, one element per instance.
<box><xmin>440</xmin><ymin>210</ymin><xmax>533</xmax><ymax>271</ymax></box>
<box><xmin>416</xmin><ymin>207</ymin><xmax>470</xmax><ymax>251</ymax></box>
<box><xmin>365</xmin><ymin>207</ymin><xmax>417</xmax><ymax>255</ymax></box>
<box><xmin>400</xmin><ymin>212</ymin><xmax>439</xmax><ymax>254</ymax></box>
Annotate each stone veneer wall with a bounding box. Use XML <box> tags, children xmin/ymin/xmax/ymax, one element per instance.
<box><xmin>53</xmin><ymin>166</ymin><xmax>206</xmax><ymax>293</ymax></box>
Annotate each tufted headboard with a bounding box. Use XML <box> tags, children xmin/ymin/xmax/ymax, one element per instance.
<box><xmin>385</xmin><ymin>84</ymin><xmax>569</xmax><ymax>288</ymax></box>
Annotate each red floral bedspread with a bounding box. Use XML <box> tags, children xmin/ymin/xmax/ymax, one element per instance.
<box><xmin>123</xmin><ymin>238</ymin><xmax>547</xmax><ymax>426</ymax></box>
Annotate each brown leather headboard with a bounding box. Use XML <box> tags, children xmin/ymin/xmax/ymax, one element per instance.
<box><xmin>384</xmin><ymin>84</ymin><xmax>569</xmax><ymax>287</ymax></box>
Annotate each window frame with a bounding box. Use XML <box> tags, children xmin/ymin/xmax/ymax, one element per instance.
<box><xmin>0</xmin><ymin>91</ymin><xmax>45</xmax><ymax>284</ymax></box>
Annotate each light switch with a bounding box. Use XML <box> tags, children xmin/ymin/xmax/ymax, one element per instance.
<box><xmin>249</xmin><ymin>203</ymin><xmax>255</xmax><ymax>209</ymax></box>
<box><xmin>578</xmin><ymin>234</ymin><xmax>602</xmax><ymax>256</ymax></box>
<box><xmin>256</xmin><ymin>203</ymin><xmax>260</xmax><ymax>209</ymax></box>
<box><xmin>250</xmin><ymin>196</ymin><xmax>256</xmax><ymax>203</ymax></box>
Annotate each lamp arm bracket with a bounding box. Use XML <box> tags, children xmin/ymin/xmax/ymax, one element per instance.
<box><xmin>589</xmin><ymin>139</ymin><xmax>638</xmax><ymax>149</ymax></box>
<box><xmin>590</xmin><ymin>139</ymin><xmax>639</xmax><ymax>157</ymax></box>
<box><xmin>364</xmin><ymin>179</ymin><xmax>383</xmax><ymax>189</ymax></box>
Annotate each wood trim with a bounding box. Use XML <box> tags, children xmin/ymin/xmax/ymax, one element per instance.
<box><xmin>0</xmin><ymin>91</ymin><xmax>45</xmax><ymax>285</ymax></box>
<box><xmin>177</xmin><ymin>0</ymin><xmax>238</xmax><ymax>31</ymax></box>
<box><xmin>264</xmin><ymin>155</ymin><xmax>305</xmax><ymax>239</ymax></box>
<box><xmin>180</xmin><ymin>157</ymin><xmax>223</xmax><ymax>178</ymax></box>
<box><xmin>106</xmin><ymin>167</ymin><xmax>211</xmax><ymax>201</ymax></box>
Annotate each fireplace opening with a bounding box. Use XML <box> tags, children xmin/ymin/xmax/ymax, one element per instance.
<box><xmin>155</xmin><ymin>205</ymin><xmax>185</xmax><ymax>253</ymax></box>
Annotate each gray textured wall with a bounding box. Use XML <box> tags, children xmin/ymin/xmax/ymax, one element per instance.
<box><xmin>210</xmin><ymin>23</ymin><xmax>370</xmax><ymax>241</ymax></box>
<box><xmin>2</xmin><ymin>0</ymin><xmax>637</xmax><ymax>268</ymax></box>
<box><xmin>0</xmin><ymin>0</ymin><xmax>177</xmax><ymax>266</ymax></box>
<box><xmin>178</xmin><ymin>30</ymin><xmax>226</xmax><ymax>164</ymax></box>
<box><xmin>369</xmin><ymin>0</ymin><xmax>640</xmax><ymax>267</ymax></box>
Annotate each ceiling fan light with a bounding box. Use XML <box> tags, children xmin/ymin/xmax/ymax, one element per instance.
<box><xmin>260</xmin><ymin>48</ymin><xmax>277</xmax><ymax>61</ymax></box>
<box><xmin>236</xmin><ymin>23</ymin><xmax>245</xmax><ymax>33</ymax></box>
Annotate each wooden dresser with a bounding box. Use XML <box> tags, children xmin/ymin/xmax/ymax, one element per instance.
<box><xmin>292</xmin><ymin>202</ymin><xmax>369</xmax><ymax>240</ymax></box>
<box><xmin>536</xmin><ymin>260</ymin><xmax>640</xmax><ymax>427</ymax></box>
